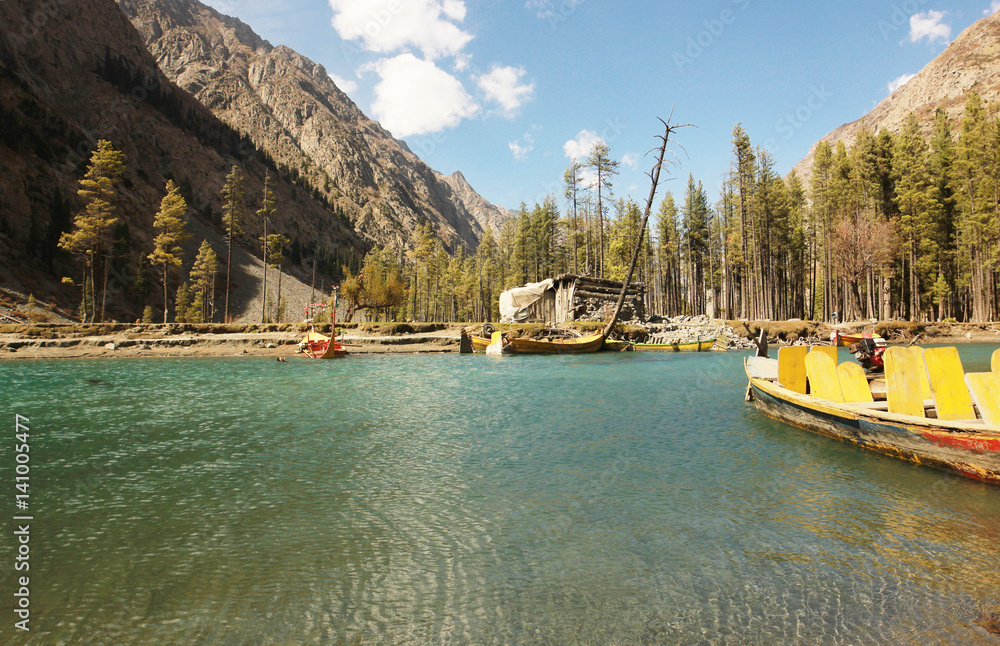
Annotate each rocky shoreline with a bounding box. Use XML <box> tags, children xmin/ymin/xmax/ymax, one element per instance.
<box><xmin>2</xmin><ymin>318</ymin><xmax>1000</xmax><ymax>360</ymax></box>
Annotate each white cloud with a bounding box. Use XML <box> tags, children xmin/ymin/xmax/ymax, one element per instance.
<box><xmin>477</xmin><ymin>65</ymin><xmax>535</xmax><ymax>117</ymax></box>
<box><xmin>909</xmin><ymin>10</ymin><xmax>951</xmax><ymax>43</ymax></box>
<box><xmin>329</xmin><ymin>0</ymin><xmax>473</xmax><ymax>60</ymax></box>
<box><xmin>328</xmin><ymin>73</ymin><xmax>358</xmax><ymax>94</ymax></box>
<box><xmin>509</xmin><ymin>134</ymin><xmax>535</xmax><ymax>160</ymax></box>
<box><xmin>887</xmin><ymin>73</ymin><xmax>916</xmax><ymax>93</ymax></box>
<box><xmin>563</xmin><ymin>129</ymin><xmax>603</xmax><ymax>161</ymax></box>
<box><xmin>371</xmin><ymin>53</ymin><xmax>478</xmax><ymax>137</ymax></box>
<box><xmin>985</xmin><ymin>1</ymin><xmax>1000</xmax><ymax>15</ymax></box>
<box><xmin>622</xmin><ymin>152</ymin><xmax>639</xmax><ymax>168</ymax></box>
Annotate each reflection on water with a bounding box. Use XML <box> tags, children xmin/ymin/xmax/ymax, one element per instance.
<box><xmin>2</xmin><ymin>348</ymin><xmax>1000</xmax><ymax>644</ymax></box>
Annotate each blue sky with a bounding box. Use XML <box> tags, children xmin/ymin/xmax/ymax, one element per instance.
<box><xmin>202</xmin><ymin>0</ymin><xmax>999</xmax><ymax>211</ymax></box>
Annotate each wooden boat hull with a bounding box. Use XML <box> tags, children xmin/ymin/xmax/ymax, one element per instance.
<box><xmin>301</xmin><ymin>330</ymin><xmax>346</xmax><ymax>358</ymax></box>
<box><xmin>632</xmin><ymin>338</ymin><xmax>716</xmax><ymax>352</ymax></box>
<box><xmin>506</xmin><ymin>332</ymin><xmax>605</xmax><ymax>354</ymax></box>
<box><xmin>602</xmin><ymin>339</ymin><xmax>632</xmax><ymax>352</ymax></box>
<box><xmin>317</xmin><ymin>340</ymin><xmax>347</xmax><ymax>359</ymax></box>
<box><xmin>469</xmin><ymin>335</ymin><xmax>491</xmax><ymax>353</ymax></box>
<box><xmin>747</xmin><ymin>374</ymin><xmax>1000</xmax><ymax>485</ymax></box>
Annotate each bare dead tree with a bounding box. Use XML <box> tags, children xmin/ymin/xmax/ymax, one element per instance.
<box><xmin>603</xmin><ymin>114</ymin><xmax>693</xmax><ymax>339</ymax></box>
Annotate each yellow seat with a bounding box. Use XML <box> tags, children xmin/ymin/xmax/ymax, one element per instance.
<box><xmin>966</xmin><ymin>372</ymin><xmax>1000</xmax><ymax>426</ymax></box>
<box><xmin>810</xmin><ymin>345</ymin><xmax>838</xmax><ymax>365</ymax></box>
<box><xmin>805</xmin><ymin>351</ymin><xmax>844</xmax><ymax>403</ymax></box>
<box><xmin>838</xmin><ymin>362</ymin><xmax>874</xmax><ymax>403</ymax></box>
<box><xmin>923</xmin><ymin>347</ymin><xmax>976</xmax><ymax>421</ymax></box>
<box><xmin>991</xmin><ymin>348</ymin><xmax>1000</xmax><ymax>373</ymax></box>
<box><xmin>778</xmin><ymin>346</ymin><xmax>808</xmax><ymax>394</ymax></box>
<box><xmin>884</xmin><ymin>347</ymin><xmax>927</xmax><ymax>417</ymax></box>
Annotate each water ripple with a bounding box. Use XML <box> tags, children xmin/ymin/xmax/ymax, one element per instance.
<box><xmin>2</xmin><ymin>352</ymin><xmax>1000</xmax><ymax>644</ymax></box>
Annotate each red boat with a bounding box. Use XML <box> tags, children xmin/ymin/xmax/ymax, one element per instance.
<box><xmin>831</xmin><ymin>330</ymin><xmax>885</xmax><ymax>347</ymax></box>
<box><xmin>299</xmin><ymin>328</ymin><xmax>346</xmax><ymax>359</ymax></box>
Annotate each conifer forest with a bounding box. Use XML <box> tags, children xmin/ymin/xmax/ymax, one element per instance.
<box><xmin>60</xmin><ymin>90</ymin><xmax>1000</xmax><ymax>325</ymax></box>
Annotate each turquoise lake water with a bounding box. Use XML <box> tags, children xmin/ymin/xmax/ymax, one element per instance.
<box><xmin>2</xmin><ymin>347</ymin><xmax>1000</xmax><ymax>645</ymax></box>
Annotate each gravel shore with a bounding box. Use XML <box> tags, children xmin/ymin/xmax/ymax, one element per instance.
<box><xmin>3</xmin><ymin>319</ymin><xmax>999</xmax><ymax>361</ymax></box>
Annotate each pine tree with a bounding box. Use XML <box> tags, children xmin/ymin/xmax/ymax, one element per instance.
<box><xmin>58</xmin><ymin>139</ymin><xmax>125</xmax><ymax>322</ymax></box>
<box><xmin>893</xmin><ymin>113</ymin><xmax>934</xmax><ymax>320</ymax></box>
<box><xmin>190</xmin><ymin>240</ymin><xmax>219</xmax><ymax>323</ymax></box>
<box><xmin>221</xmin><ymin>166</ymin><xmax>245</xmax><ymax>322</ymax></box>
<box><xmin>928</xmin><ymin>108</ymin><xmax>959</xmax><ymax>320</ymax></box>
<box><xmin>655</xmin><ymin>192</ymin><xmax>681</xmax><ymax>315</ymax></box>
<box><xmin>809</xmin><ymin>141</ymin><xmax>834</xmax><ymax>321</ymax></box>
<box><xmin>148</xmin><ymin>180</ymin><xmax>191</xmax><ymax>323</ymax></box>
<box><xmin>586</xmin><ymin>142</ymin><xmax>620</xmax><ymax>278</ymax></box>
<box><xmin>563</xmin><ymin>162</ymin><xmax>584</xmax><ymax>273</ymax></box>
<box><xmin>265</xmin><ymin>233</ymin><xmax>290</xmax><ymax>322</ymax></box>
<box><xmin>955</xmin><ymin>91</ymin><xmax>1000</xmax><ymax>321</ymax></box>
<box><xmin>257</xmin><ymin>172</ymin><xmax>276</xmax><ymax>323</ymax></box>
<box><xmin>731</xmin><ymin>124</ymin><xmax>756</xmax><ymax>317</ymax></box>
<box><xmin>175</xmin><ymin>282</ymin><xmax>193</xmax><ymax>323</ymax></box>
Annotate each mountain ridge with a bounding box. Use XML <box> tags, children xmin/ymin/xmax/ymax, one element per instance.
<box><xmin>117</xmin><ymin>0</ymin><xmax>509</xmax><ymax>252</ymax></box>
<box><xmin>792</xmin><ymin>10</ymin><xmax>1000</xmax><ymax>184</ymax></box>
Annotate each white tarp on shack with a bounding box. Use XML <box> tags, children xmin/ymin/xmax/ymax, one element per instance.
<box><xmin>499</xmin><ymin>279</ymin><xmax>554</xmax><ymax>322</ymax></box>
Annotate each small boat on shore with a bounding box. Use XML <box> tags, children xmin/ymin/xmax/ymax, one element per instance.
<box><xmin>633</xmin><ymin>338</ymin><xmax>716</xmax><ymax>352</ymax></box>
<box><xmin>299</xmin><ymin>328</ymin><xmax>346</xmax><ymax>359</ymax></box>
<box><xmin>502</xmin><ymin>331</ymin><xmax>604</xmax><ymax>354</ymax></box>
<box><xmin>745</xmin><ymin>345</ymin><xmax>1000</xmax><ymax>485</ymax></box>
<box><xmin>463</xmin><ymin>325</ymin><xmax>604</xmax><ymax>355</ymax></box>
<box><xmin>603</xmin><ymin>338</ymin><xmax>717</xmax><ymax>352</ymax></box>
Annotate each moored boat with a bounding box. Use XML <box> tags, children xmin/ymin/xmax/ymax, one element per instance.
<box><xmin>632</xmin><ymin>338</ymin><xmax>716</xmax><ymax>352</ymax></box>
<box><xmin>831</xmin><ymin>330</ymin><xmax>886</xmax><ymax>347</ymax></box>
<box><xmin>745</xmin><ymin>346</ymin><xmax>1000</xmax><ymax>485</ymax></box>
<box><xmin>503</xmin><ymin>332</ymin><xmax>605</xmax><ymax>354</ymax></box>
<box><xmin>464</xmin><ymin>325</ymin><xmax>604</xmax><ymax>355</ymax></box>
<box><xmin>299</xmin><ymin>328</ymin><xmax>346</xmax><ymax>359</ymax></box>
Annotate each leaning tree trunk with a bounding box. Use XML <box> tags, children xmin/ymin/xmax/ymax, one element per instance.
<box><xmin>603</xmin><ymin>117</ymin><xmax>690</xmax><ymax>339</ymax></box>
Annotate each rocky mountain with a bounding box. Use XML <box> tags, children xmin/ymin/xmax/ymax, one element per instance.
<box><xmin>792</xmin><ymin>10</ymin><xmax>1000</xmax><ymax>184</ymax></box>
<box><xmin>0</xmin><ymin>0</ymin><xmax>365</xmax><ymax>321</ymax></box>
<box><xmin>116</xmin><ymin>0</ymin><xmax>509</xmax><ymax>252</ymax></box>
<box><xmin>436</xmin><ymin>171</ymin><xmax>513</xmax><ymax>236</ymax></box>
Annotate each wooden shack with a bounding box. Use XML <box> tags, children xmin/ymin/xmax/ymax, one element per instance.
<box><xmin>500</xmin><ymin>274</ymin><xmax>646</xmax><ymax>324</ymax></box>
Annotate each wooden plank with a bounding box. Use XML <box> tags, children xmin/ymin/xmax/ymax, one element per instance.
<box><xmin>992</xmin><ymin>348</ymin><xmax>1000</xmax><ymax>373</ymax></box>
<box><xmin>777</xmin><ymin>346</ymin><xmax>808</xmax><ymax>394</ymax></box>
<box><xmin>884</xmin><ymin>347</ymin><xmax>926</xmax><ymax>417</ymax></box>
<box><xmin>966</xmin><ymin>372</ymin><xmax>1000</xmax><ymax>426</ymax></box>
<box><xmin>838</xmin><ymin>362</ymin><xmax>874</xmax><ymax>403</ymax></box>
<box><xmin>924</xmin><ymin>346</ymin><xmax>976</xmax><ymax>421</ymax></box>
<box><xmin>805</xmin><ymin>351</ymin><xmax>844</xmax><ymax>403</ymax></box>
<box><xmin>746</xmin><ymin>357</ymin><xmax>778</xmax><ymax>380</ymax></box>
<box><xmin>574</xmin><ymin>287</ymin><xmax>645</xmax><ymax>299</ymax></box>
<box><xmin>846</xmin><ymin>401</ymin><xmax>890</xmax><ymax>410</ymax></box>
